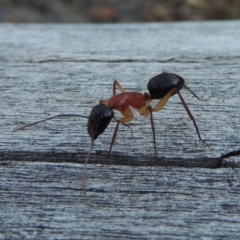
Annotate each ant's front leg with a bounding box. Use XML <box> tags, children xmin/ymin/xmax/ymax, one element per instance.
<box><xmin>137</xmin><ymin>105</ymin><xmax>158</xmax><ymax>158</ymax></box>
<box><xmin>113</xmin><ymin>80</ymin><xmax>125</xmax><ymax>96</ymax></box>
<box><xmin>103</xmin><ymin>107</ymin><xmax>134</xmax><ymax>166</ymax></box>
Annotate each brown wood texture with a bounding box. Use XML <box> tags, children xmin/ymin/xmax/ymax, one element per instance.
<box><xmin>0</xmin><ymin>21</ymin><xmax>240</xmax><ymax>239</ymax></box>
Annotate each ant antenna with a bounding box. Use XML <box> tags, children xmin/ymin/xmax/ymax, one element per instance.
<box><xmin>13</xmin><ymin>114</ymin><xmax>88</xmax><ymax>132</ymax></box>
<box><xmin>82</xmin><ymin>139</ymin><xmax>94</xmax><ymax>196</ymax></box>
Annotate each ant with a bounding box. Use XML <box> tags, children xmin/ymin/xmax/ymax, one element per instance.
<box><xmin>89</xmin><ymin>71</ymin><xmax>209</xmax><ymax>165</ymax></box>
<box><xmin>13</xmin><ymin>71</ymin><xmax>209</xmax><ymax>195</ymax></box>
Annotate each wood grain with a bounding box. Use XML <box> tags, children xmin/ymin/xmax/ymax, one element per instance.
<box><xmin>0</xmin><ymin>21</ymin><xmax>240</xmax><ymax>239</ymax></box>
<box><xmin>1</xmin><ymin>161</ymin><xmax>240</xmax><ymax>239</ymax></box>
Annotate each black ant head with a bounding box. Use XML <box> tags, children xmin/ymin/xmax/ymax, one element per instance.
<box><xmin>87</xmin><ymin>104</ymin><xmax>114</xmax><ymax>140</ymax></box>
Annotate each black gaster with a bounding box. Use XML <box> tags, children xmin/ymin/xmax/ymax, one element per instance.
<box><xmin>147</xmin><ymin>72</ymin><xmax>185</xmax><ymax>99</ymax></box>
<box><xmin>87</xmin><ymin>104</ymin><xmax>114</xmax><ymax>140</ymax></box>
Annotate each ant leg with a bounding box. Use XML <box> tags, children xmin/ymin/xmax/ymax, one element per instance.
<box><xmin>177</xmin><ymin>91</ymin><xmax>209</xmax><ymax>146</ymax></box>
<box><xmin>137</xmin><ymin>106</ymin><xmax>158</xmax><ymax>157</ymax></box>
<box><xmin>82</xmin><ymin>139</ymin><xmax>94</xmax><ymax>196</ymax></box>
<box><xmin>118</xmin><ymin>108</ymin><xmax>159</xmax><ymax>156</ymax></box>
<box><xmin>99</xmin><ymin>81</ymin><xmax>125</xmax><ymax>104</ymax></box>
<box><xmin>100</xmin><ymin>81</ymin><xmax>126</xmax><ymax>105</ymax></box>
<box><xmin>119</xmin><ymin>108</ymin><xmax>134</xmax><ymax>123</ymax></box>
<box><xmin>184</xmin><ymin>85</ymin><xmax>210</xmax><ymax>101</ymax></box>
<box><xmin>149</xmin><ymin>107</ymin><xmax>158</xmax><ymax>157</ymax></box>
<box><xmin>113</xmin><ymin>116</ymin><xmax>133</xmax><ymax>134</ymax></box>
<box><xmin>152</xmin><ymin>88</ymin><xmax>177</xmax><ymax>112</ymax></box>
<box><xmin>102</xmin><ymin>108</ymin><xmax>134</xmax><ymax>166</ymax></box>
<box><xmin>137</xmin><ymin>104</ymin><xmax>151</xmax><ymax>117</ymax></box>
<box><xmin>149</xmin><ymin>88</ymin><xmax>178</xmax><ymax>155</ymax></box>
<box><xmin>102</xmin><ymin>121</ymin><xmax>120</xmax><ymax>166</ymax></box>
<box><xmin>152</xmin><ymin>88</ymin><xmax>208</xmax><ymax>146</ymax></box>
<box><xmin>113</xmin><ymin>80</ymin><xmax>125</xmax><ymax>96</ymax></box>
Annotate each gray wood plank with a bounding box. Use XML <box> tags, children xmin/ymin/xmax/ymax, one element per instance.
<box><xmin>0</xmin><ymin>21</ymin><xmax>240</xmax><ymax>239</ymax></box>
<box><xmin>0</xmin><ymin>21</ymin><xmax>240</xmax><ymax>165</ymax></box>
<box><xmin>1</xmin><ymin>161</ymin><xmax>240</xmax><ymax>239</ymax></box>
<box><xmin>0</xmin><ymin>22</ymin><xmax>240</xmax><ymax>165</ymax></box>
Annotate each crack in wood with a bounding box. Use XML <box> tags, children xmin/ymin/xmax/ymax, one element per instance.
<box><xmin>1</xmin><ymin>150</ymin><xmax>239</xmax><ymax>168</ymax></box>
<box><xmin>26</xmin><ymin>55</ymin><xmax>240</xmax><ymax>64</ymax></box>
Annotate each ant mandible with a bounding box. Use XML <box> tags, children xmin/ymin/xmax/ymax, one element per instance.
<box><xmin>88</xmin><ymin>71</ymin><xmax>209</xmax><ymax>166</ymax></box>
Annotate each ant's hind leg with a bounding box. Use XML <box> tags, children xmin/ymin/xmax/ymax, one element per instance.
<box><xmin>102</xmin><ymin>108</ymin><xmax>134</xmax><ymax>166</ymax></box>
<box><xmin>100</xmin><ymin>80</ymin><xmax>126</xmax><ymax>105</ymax></box>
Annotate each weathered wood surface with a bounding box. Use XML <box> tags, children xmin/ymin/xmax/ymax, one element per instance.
<box><xmin>1</xmin><ymin>161</ymin><xmax>240</xmax><ymax>239</ymax></box>
<box><xmin>0</xmin><ymin>21</ymin><xmax>240</xmax><ymax>239</ymax></box>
